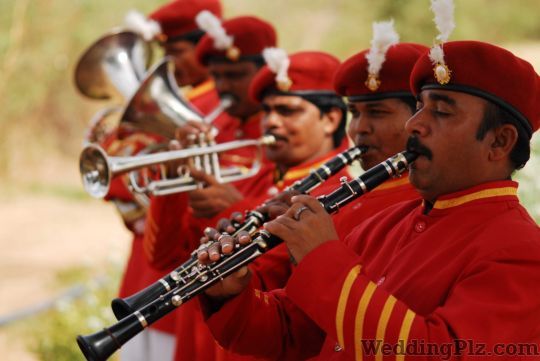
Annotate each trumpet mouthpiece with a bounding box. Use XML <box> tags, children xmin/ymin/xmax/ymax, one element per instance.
<box><xmin>220</xmin><ymin>95</ymin><xmax>234</xmax><ymax>109</ymax></box>
<box><xmin>261</xmin><ymin>134</ymin><xmax>277</xmax><ymax>145</ymax></box>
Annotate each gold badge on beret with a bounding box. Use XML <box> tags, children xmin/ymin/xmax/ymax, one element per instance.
<box><xmin>277</xmin><ymin>77</ymin><xmax>292</xmax><ymax>92</ymax></box>
<box><xmin>365</xmin><ymin>73</ymin><xmax>381</xmax><ymax>92</ymax></box>
<box><xmin>226</xmin><ymin>46</ymin><xmax>241</xmax><ymax>61</ymax></box>
<box><xmin>433</xmin><ymin>63</ymin><xmax>451</xmax><ymax>85</ymax></box>
<box><xmin>155</xmin><ymin>33</ymin><xmax>168</xmax><ymax>44</ymax></box>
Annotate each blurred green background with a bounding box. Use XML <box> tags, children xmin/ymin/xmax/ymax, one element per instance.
<box><xmin>1</xmin><ymin>0</ymin><xmax>540</xmax><ymax>187</ymax></box>
<box><xmin>0</xmin><ymin>0</ymin><xmax>539</xmax><ymax>360</ymax></box>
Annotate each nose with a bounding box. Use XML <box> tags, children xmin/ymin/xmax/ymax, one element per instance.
<box><xmin>405</xmin><ymin>109</ymin><xmax>430</xmax><ymax>137</ymax></box>
<box><xmin>263</xmin><ymin>109</ymin><xmax>283</xmax><ymax>130</ymax></box>
<box><xmin>347</xmin><ymin>115</ymin><xmax>372</xmax><ymax>140</ymax></box>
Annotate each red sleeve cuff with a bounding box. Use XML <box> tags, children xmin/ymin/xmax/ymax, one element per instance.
<box><xmin>287</xmin><ymin>240</ymin><xmax>362</xmax><ymax>308</ymax></box>
<box><xmin>199</xmin><ymin>278</ymin><xmax>262</xmax><ymax>349</ymax></box>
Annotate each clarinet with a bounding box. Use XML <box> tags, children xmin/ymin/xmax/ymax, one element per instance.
<box><xmin>76</xmin><ymin>150</ymin><xmax>417</xmax><ymax>361</ymax></box>
<box><xmin>110</xmin><ymin>145</ymin><xmax>366</xmax><ymax>320</ymax></box>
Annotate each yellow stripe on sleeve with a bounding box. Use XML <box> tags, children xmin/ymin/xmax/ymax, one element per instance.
<box><xmin>335</xmin><ymin>265</ymin><xmax>361</xmax><ymax>350</ymax></box>
<box><xmin>396</xmin><ymin>309</ymin><xmax>416</xmax><ymax>361</ymax></box>
<box><xmin>354</xmin><ymin>282</ymin><xmax>377</xmax><ymax>361</ymax></box>
<box><xmin>375</xmin><ymin>295</ymin><xmax>397</xmax><ymax>361</ymax></box>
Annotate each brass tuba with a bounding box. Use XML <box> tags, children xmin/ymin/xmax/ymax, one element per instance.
<box><xmin>74</xmin><ymin>29</ymin><xmax>152</xmax><ymax>101</ymax></box>
<box><xmin>117</xmin><ymin>57</ymin><xmax>205</xmax><ymax>140</ymax></box>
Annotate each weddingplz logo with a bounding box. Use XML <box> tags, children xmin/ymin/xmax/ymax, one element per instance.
<box><xmin>360</xmin><ymin>339</ymin><xmax>540</xmax><ymax>360</ymax></box>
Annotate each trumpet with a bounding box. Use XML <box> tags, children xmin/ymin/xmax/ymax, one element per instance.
<box><xmin>110</xmin><ymin>145</ymin><xmax>367</xmax><ymax>320</ymax></box>
<box><xmin>76</xmin><ymin>150</ymin><xmax>418</xmax><ymax>361</ymax></box>
<box><xmin>79</xmin><ymin>135</ymin><xmax>276</xmax><ymax>199</ymax></box>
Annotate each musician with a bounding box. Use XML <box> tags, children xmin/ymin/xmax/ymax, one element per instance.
<box><xmin>144</xmin><ymin>15</ymin><xmax>278</xmax><ymax>271</ymax></box>
<box><xmin>148</xmin><ymin>0</ymin><xmax>223</xmax><ymax>114</ymax></box>
<box><xmin>199</xmin><ymin>41</ymin><xmax>540</xmax><ymax>360</ymax></box>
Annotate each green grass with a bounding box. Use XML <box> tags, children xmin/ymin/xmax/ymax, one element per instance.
<box><xmin>13</xmin><ymin>264</ymin><xmax>122</xmax><ymax>361</ymax></box>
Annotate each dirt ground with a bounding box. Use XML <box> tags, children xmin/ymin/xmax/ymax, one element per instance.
<box><xmin>0</xmin><ymin>191</ymin><xmax>130</xmax><ymax>360</ymax></box>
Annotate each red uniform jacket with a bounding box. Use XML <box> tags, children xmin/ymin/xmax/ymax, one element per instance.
<box><xmin>185</xmin><ymin>79</ymin><xmax>220</xmax><ymax>116</ymax></box>
<box><xmin>333</xmin><ymin>173</ymin><xmax>418</xmax><ymax>239</ymax></box>
<box><xmin>204</xmin><ymin>180</ymin><xmax>540</xmax><ymax>361</ymax></box>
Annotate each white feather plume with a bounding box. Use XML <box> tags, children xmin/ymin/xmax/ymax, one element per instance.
<box><xmin>123</xmin><ymin>9</ymin><xmax>161</xmax><ymax>41</ymax></box>
<box><xmin>365</xmin><ymin>20</ymin><xmax>400</xmax><ymax>77</ymax></box>
<box><xmin>263</xmin><ymin>47</ymin><xmax>290</xmax><ymax>85</ymax></box>
<box><xmin>429</xmin><ymin>0</ymin><xmax>455</xmax><ymax>67</ymax></box>
<box><xmin>429</xmin><ymin>44</ymin><xmax>445</xmax><ymax>66</ymax></box>
<box><xmin>195</xmin><ymin>10</ymin><xmax>233</xmax><ymax>50</ymax></box>
<box><xmin>430</xmin><ymin>0</ymin><xmax>455</xmax><ymax>43</ymax></box>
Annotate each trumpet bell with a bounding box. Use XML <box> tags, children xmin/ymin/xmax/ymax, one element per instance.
<box><xmin>79</xmin><ymin>145</ymin><xmax>111</xmax><ymax>198</ymax></box>
<box><xmin>119</xmin><ymin>57</ymin><xmax>205</xmax><ymax>139</ymax></box>
<box><xmin>74</xmin><ymin>29</ymin><xmax>151</xmax><ymax>101</ymax></box>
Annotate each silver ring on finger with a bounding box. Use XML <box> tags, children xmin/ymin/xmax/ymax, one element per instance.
<box><xmin>197</xmin><ymin>242</ymin><xmax>210</xmax><ymax>253</ymax></box>
<box><xmin>217</xmin><ymin>232</ymin><xmax>230</xmax><ymax>242</ymax></box>
<box><xmin>293</xmin><ymin>206</ymin><xmax>310</xmax><ymax>221</ymax></box>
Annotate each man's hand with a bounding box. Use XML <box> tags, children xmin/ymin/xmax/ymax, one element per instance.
<box><xmin>197</xmin><ymin>230</ymin><xmax>253</xmax><ymax>263</ymax></box>
<box><xmin>204</xmin><ymin>266</ymin><xmax>252</xmax><ymax>300</ymax></box>
<box><xmin>197</xmin><ymin>228</ymin><xmax>253</xmax><ymax>300</ymax></box>
<box><xmin>188</xmin><ymin>168</ymin><xmax>243</xmax><ymax>218</ymax></box>
<box><xmin>256</xmin><ymin>189</ymin><xmax>300</xmax><ymax>220</ymax></box>
<box><xmin>199</xmin><ymin>212</ymin><xmax>244</xmax><ymax>245</ymax></box>
<box><xmin>264</xmin><ymin>194</ymin><xmax>337</xmax><ymax>263</ymax></box>
<box><xmin>175</xmin><ymin>121</ymin><xmax>213</xmax><ymax>148</ymax></box>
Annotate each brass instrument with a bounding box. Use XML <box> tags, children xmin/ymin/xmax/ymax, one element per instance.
<box><xmin>79</xmin><ymin>135</ymin><xmax>276</xmax><ymax>199</ymax></box>
<box><xmin>117</xmin><ymin>57</ymin><xmax>206</xmax><ymax>140</ymax></box>
<box><xmin>76</xmin><ymin>151</ymin><xmax>417</xmax><ymax>361</ymax></box>
<box><xmin>75</xmin><ymin>28</ymin><xmax>214</xmax><ymax>142</ymax></box>
<box><xmin>74</xmin><ymin>29</ymin><xmax>151</xmax><ymax>101</ymax></box>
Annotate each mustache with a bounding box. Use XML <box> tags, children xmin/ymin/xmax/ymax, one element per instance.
<box><xmin>406</xmin><ymin>136</ymin><xmax>433</xmax><ymax>160</ymax></box>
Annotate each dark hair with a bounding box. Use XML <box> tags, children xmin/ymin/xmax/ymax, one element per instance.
<box><xmin>300</xmin><ymin>93</ymin><xmax>347</xmax><ymax>148</ymax></box>
<box><xmin>207</xmin><ymin>55</ymin><xmax>266</xmax><ymax>68</ymax></box>
<box><xmin>167</xmin><ymin>29</ymin><xmax>205</xmax><ymax>45</ymax></box>
<box><xmin>476</xmin><ymin>101</ymin><xmax>531</xmax><ymax>170</ymax></box>
<box><xmin>396</xmin><ymin>95</ymin><xmax>417</xmax><ymax>114</ymax></box>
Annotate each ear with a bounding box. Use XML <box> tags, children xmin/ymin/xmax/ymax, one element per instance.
<box><xmin>488</xmin><ymin>124</ymin><xmax>518</xmax><ymax>162</ymax></box>
<box><xmin>322</xmin><ymin>107</ymin><xmax>343</xmax><ymax>135</ymax></box>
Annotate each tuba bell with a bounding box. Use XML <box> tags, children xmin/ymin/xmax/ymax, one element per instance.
<box><xmin>74</xmin><ymin>29</ymin><xmax>152</xmax><ymax>101</ymax></box>
<box><xmin>117</xmin><ymin>57</ymin><xmax>205</xmax><ymax>140</ymax></box>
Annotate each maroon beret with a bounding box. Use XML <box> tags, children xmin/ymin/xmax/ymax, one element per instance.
<box><xmin>250</xmin><ymin>51</ymin><xmax>341</xmax><ymax>102</ymax></box>
<box><xmin>196</xmin><ymin>16</ymin><xmax>277</xmax><ymax>64</ymax></box>
<box><xmin>149</xmin><ymin>0</ymin><xmax>222</xmax><ymax>42</ymax></box>
<box><xmin>410</xmin><ymin>40</ymin><xmax>540</xmax><ymax>136</ymax></box>
<box><xmin>334</xmin><ymin>43</ymin><xmax>428</xmax><ymax>101</ymax></box>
